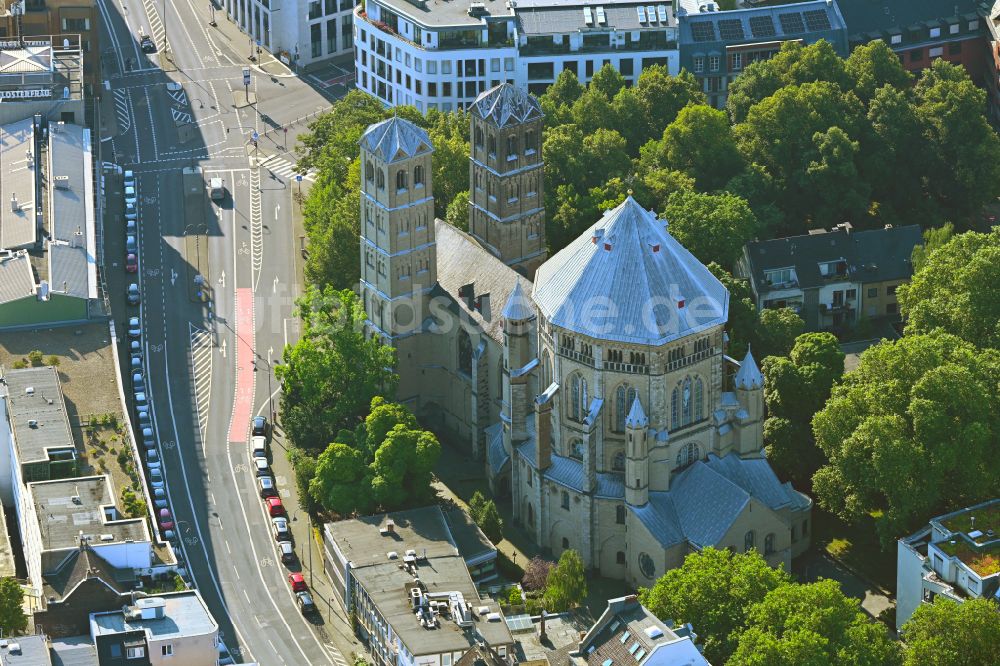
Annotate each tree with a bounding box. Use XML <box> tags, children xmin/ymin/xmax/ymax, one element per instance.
<box><xmin>640</xmin><ymin>548</ymin><xmax>790</xmax><ymax>664</ymax></box>
<box><xmin>806</xmin><ymin>126</ymin><xmax>871</xmax><ymax>227</ymax></box>
<box><xmin>522</xmin><ymin>556</ymin><xmax>553</xmax><ymax>591</ymax></box>
<box><xmin>752</xmin><ymin>308</ymin><xmax>805</xmax><ymax>360</ymax></box>
<box><xmin>707</xmin><ymin>263</ymin><xmax>757</xmax><ymax>359</ymax></box>
<box><xmin>589</xmin><ymin>63</ymin><xmax>626</xmax><ymax>100</ymax></box>
<box><xmin>275</xmin><ymin>287</ymin><xmax>398</xmax><ymax>452</ymax></box>
<box><xmin>897</xmin><ymin>229</ymin><xmax>1000</xmax><ymax>350</ymax></box>
<box><xmin>303</xmin><ymin>178</ymin><xmax>361</xmax><ymax>290</ymax></box>
<box><xmin>445</xmin><ymin>190</ymin><xmax>469</xmax><ymax>231</ymax></box>
<box><xmin>811</xmin><ymin>332</ymin><xmax>1000</xmax><ymax>544</ymax></box>
<box><xmin>469</xmin><ymin>490</ymin><xmax>487</xmax><ymax>522</ymax></box>
<box><xmin>426</xmin><ymin>109</ymin><xmax>470</xmax><ymax>219</ymax></box>
<box><xmin>477</xmin><ymin>500</ymin><xmax>503</xmax><ymax>544</ymax></box>
<box><xmin>120</xmin><ymin>487</ymin><xmax>146</xmax><ymax>519</ymax></box>
<box><xmin>363</xmin><ymin>397</ymin><xmax>418</xmax><ymax>458</ymax></box>
<box><xmin>631</xmin><ymin>66</ymin><xmax>705</xmax><ymax>142</ymax></box>
<box><xmin>0</xmin><ymin>577</ymin><xmax>26</xmax><ymax>636</ymax></box>
<box><xmin>910</xmin><ymin>222</ymin><xmax>954</xmax><ymax>272</ymax></box>
<box><xmin>309</xmin><ymin>442</ymin><xmax>372</xmax><ymax>516</ymax></box>
<box><xmin>543</xmin><ymin>549</ymin><xmax>587</xmax><ymax>611</ymax></box>
<box><xmin>663</xmin><ymin>190</ymin><xmax>760</xmax><ymax>267</ymax></box>
<box><xmin>844</xmin><ymin>39</ymin><xmax>912</xmax><ymax>104</ymax></box>
<box><xmin>729</xmin><ymin>580</ymin><xmax>901</xmax><ymax>666</ymax></box>
<box><xmin>657</xmin><ymin>104</ymin><xmax>744</xmax><ymax>191</ymax></box>
<box><xmin>370</xmin><ymin>424</ymin><xmax>441</xmax><ymax>509</ymax></box>
<box><xmin>901</xmin><ymin>598</ymin><xmax>1000</xmax><ymax>666</ymax></box>
<box><xmin>287</xmin><ymin>447</ymin><xmax>318</xmax><ymax>511</ymax></box>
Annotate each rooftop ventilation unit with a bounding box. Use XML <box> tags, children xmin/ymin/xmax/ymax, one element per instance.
<box><xmin>100</xmin><ymin>534</ymin><xmax>114</xmax><ymax>542</ymax></box>
<box><xmin>405</xmin><ymin>549</ymin><xmax>417</xmax><ymax>557</ymax></box>
<box><xmin>595</xmin><ymin>6</ymin><xmax>606</xmax><ymax>24</ymax></box>
<box><xmin>27</xmin><ymin>419</ymin><xmax>38</xmax><ymax>428</ymax></box>
<box><xmin>386</xmin><ymin>551</ymin><xmax>398</xmax><ymax>560</ymax></box>
<box><xmin>24</xmin><ymin>387</ymin><xmax>34</xmax><ymax>395</ymax></box>
<box><xmin>54</xmin><ymin>175</ymin><xmax>70</xmax><ymax>189</ymax></box>
<box><xmin>468</xmin><ymin>2</ymin><xmax>488</xmax><ymax>17</ymax></box>
<box><xmin>584</xmin><ymin>6</ymin><xmax>593</xmax><ymax>25</ymax></box>
<box><xmin>645</xmin><ymin>626</ymin><xmax>664</xmax><ymax>639</ymax></box>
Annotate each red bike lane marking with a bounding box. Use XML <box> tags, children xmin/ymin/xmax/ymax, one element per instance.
<box><xmin>228</xmin><ymin>287</ymin><xmax>255</xmax><ymax>444</ymax></box>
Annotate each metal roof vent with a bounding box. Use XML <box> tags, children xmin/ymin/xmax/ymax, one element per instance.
<box><xmin>24</xmin><ymin>386</ymin><xmax>33</xmax><ymax>396</ymax></box>
<box><xmin>27</xmin><ymin>419</ymin><xmax>38</xmax><ymax>428</ymax></box>
<box><xmin>54</xmin><ymin>175</ymin><xmax>71</xmax><ymax>189</ymax></box>
<box><xmin>386</xmin><ymin>551</ymin><xmax>398</xmax><ymax>560</ymax></box>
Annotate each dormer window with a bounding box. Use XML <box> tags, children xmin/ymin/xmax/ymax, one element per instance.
<box><xmin>818</xmin><ymin>260</ymin><xmax>847</xmax><ymax>278</ymax></box>
<box><xmin>764</xmin><ymin>267</ymin><xmax>795</xmax><ymax>287</ymax></box>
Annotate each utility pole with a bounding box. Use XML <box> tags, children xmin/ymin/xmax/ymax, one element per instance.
<box><xmin>162</xmin><ymin>0</ymin><xmax>168</xmax><ymax>54</ymax></box>
<box><xmin>242</xmin><ymin>67</ymin><xmax>251</xmax><ymax>103</ymax></box>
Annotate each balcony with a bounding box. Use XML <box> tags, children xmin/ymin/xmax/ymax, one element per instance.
<box><xmin>819</xmin><ymin>301</ymin><xmax>855</xmax><ymax>314</ymax></box>
<box><xmin>518</xmin><ymin>33</ymin><xmax>676</xmax><ymax>58</ymax></box>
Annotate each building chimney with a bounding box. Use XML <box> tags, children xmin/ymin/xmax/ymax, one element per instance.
<box><xmin>386</xmin><ymin>519</ymin><xmax>395</xmax><ymax>534</ymax></box>
<box><xmin>534</xmin><ymin>387</ymin><xmax>555</xmax><ymax>471</ymax></box>
<box><xmin>539</xmin><ymin>609</ymin><xmax>547</xmax><ymax>641</ymax></box>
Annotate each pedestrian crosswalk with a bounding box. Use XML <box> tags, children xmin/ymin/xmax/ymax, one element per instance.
<box><xmin>140</xmin><ymin>0</ymin><xmax>167</xmax><ymax>52</ymax></box>
<box><xmin>189</xmin><ymin>324</ymin><xmax>213</xmax><ymax>436</ymax></box>
<box><xmin>260</xmin><ymin>155</ymin><xmax>316</xmax><ymax>182</ymax></box>
<box><xmin>171</xmin><ymin>107</ymin><xmax>193</xmax><ymax>124</ymax></box>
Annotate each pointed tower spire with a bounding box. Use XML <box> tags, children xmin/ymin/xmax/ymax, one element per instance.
<box><xmin>734</xmin><ymin>345</ymin><xmax>764</xmax><ymax>390</ymax></box>
<box><xmin>501</xmin><ymin>281</ymin><xmax>534</xmax><ymax>322</ymax></box>
<box><xmin>625</xmin><ymin>395</ymin><xmax>647</xmax><ymax>429</ymax></box>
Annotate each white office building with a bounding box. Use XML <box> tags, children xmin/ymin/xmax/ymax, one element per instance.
<box><xmin>223</xmin><ymin>0</ymin><xmax>356</xmax><ymax>68</ymax></box>
<box><xmin>355</xmin><ymin>0</ymin><xmax>679</xmax><ymax>112</ymax></box>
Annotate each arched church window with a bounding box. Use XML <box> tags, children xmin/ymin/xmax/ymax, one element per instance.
<box><xmin>488</xmin><ymin>135</ymin><xmax>496</xmax><ymax>156</ymax></box>
<box><xmin>506</xmin><ymin>135</ymin><xmax>518</xmax><ymax>158</ymax></box>
<box><xmin>675</xmin><ymin>442</ymin><xmax>700</xmax><ymax>469</ymax></box>
<box><xmin>612</xmin><ymin>451</ymin><xmax>625</xmax><ymax>471</ymax></box>
<box><xmin>616</xmin><ymin>505</ymin><xmax>626</xmax><ymax>524</ymax></box>
<box><xmin>376</xmin><ymin>168</ymin><xmax>385</xmax><ymax>191</ymax></box>
<box><xmin>744</xmin><ymin>530</ymin><xmax>755</xmax><ymax>553</ymax></box>
<box><xmin>525</xmin><ymin>129</ymin><xmax>536</xmax><ymax>154</ymax></box>
<box><xmin>414</xmin><ymin>165</ymin><xmax>424</xmax><ymax>187</ymax></box>
<box><xmin>458</xmin><ymin>329</ymin><xmax>473</xmax><ymax>376</ymax></box>
<box><xmin>671</xmin><ymin>375</ymin><xmax>702</xmax><ymax>431</ymax></box>
<box><xmin>569</xmin><ymin>373</ymin><xmax>587</xmax><ymax>422</ymax></box>
<box><xmin>497</xmin><ymin>359</ymin><xmax>503</xmax><ymax>399</ymax></box>
<box><xmin>694</xmin><ymin>377</ymin><xmax>704</xmax><ymax>422</ymax></box>
<box><xmin>569</xmin><ymin>439</ymin><xmax>584</xmax><ymax>461</ymax></box>
<box><xmin>365</xmin><ymin>161</ymin><xmax>374</xmax><ymax>182</ymax></box>
<box><xmin>765</xmin><ymin>533</ymin><xmax>775</xmax><ymax>555</ymax></box>
<box><xmin>541</xmin><ymin>352</ymin><xmax>552</xmax><ymax>388</ymax></box>
<box><xmin>526</xmin><ymin>503</ymin><xmax>534</xmax><ymax>527</ymax></box>
<box><xmin>614</xmin><ymin>384</ymin><xmax>638</xmax><ymax>432</ymax></box>
<box><xmin>475</xmin><ymin>126</ymin><xmax>484</xmax><ymax>147</ymax></box>
<box><xmin>561</xmin><ymin>491</ymin><xmax>569</xmax><ymax>510</ymax></box>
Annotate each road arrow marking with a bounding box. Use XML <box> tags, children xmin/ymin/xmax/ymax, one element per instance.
<box><xmin>170</xmin><ymin>268</ymin><xmax>177</xmax><ymax>286</ymax></box>
<box><xmin>274</xmin><ymin>203</ymin><xmax>280</xmax><ymax>220</ymax></box>
<box><xmin>219</xmin><ymin>339</ymin><xmax>227</xmax><ymax>358</ymax></box>
<box><xmin>272</xmin><ymin>275</ymin><xmax>279</xmax><ymax>293</ymax></box>
<box><xmin>218</xmin><ymin>270</ymin><xmax>225</xmax><ymax>288</ymax></box>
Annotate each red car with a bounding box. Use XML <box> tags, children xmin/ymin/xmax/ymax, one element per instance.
<box><xmin>288</xmin><ymin>572</ymin><xmax>307</xmax><ymax>592</ymax></box>
<box><xmin>125</xmin><ymin>253</ymin><xmax>138</xmax><ymax>273</ymax></box>
<box><xmin>266</xmin><ymin>496</ymin><xmax>285</xmax><ymax>517</ymax></box>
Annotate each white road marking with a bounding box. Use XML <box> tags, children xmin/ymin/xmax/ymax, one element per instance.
<box><xmin>188</xmin><ymin>323</ymin><xmax>213</xmax><ymax>440</ymax></box>
<box><xmin>250</xmin><ymin>167</ymin><xmax>263</xmax><ymax>291</ymax></box>
<box><xmin>260</xmin><ymin>155</ymin><xmax>317</xmax><ymax>182</ymax></box>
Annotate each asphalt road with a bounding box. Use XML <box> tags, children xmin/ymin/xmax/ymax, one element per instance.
<box><xmin>97</xmin><ymin>0</ymin><xmax>346</xmax><ymax>662</ymax></box>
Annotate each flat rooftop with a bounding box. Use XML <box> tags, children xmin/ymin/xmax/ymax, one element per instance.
<box><xmin>0</xmin><ymin>38</ymin><xmax>84</xmax><ymax>102</ymax></box>
<box><xmin>2</xmin><ymin>365</ymin><xmax>75</xmax><ymax>465</ymax></box>
<box><xmin>0</xmin><ymin>634</ymin><xmax>50</xmax><ymax>665</ymax></box>
<box><xmin>50</xmin><ymin>635</ymin><xmax>99</xmax><ymax>666</ymax></box>
<box><xmin>90</xmin><ymin>591</ymin><xmax>219</xmax><ymax>641</ymax></box>
<box><xmin>371</xmin><ymin>0</ymin><xmax>513</xmax><ymax>28</ymax></box>
<box><xmin>0</xmin><ymin>118</ymin><xmax>38</xmax><ymax>250</ymax></box>
<box><xmin>934</xmin><ymin>500</ymin><xmax>1000</xmax><ymax>577</ymax></box>
<box><xmin>0</xmin><ymin>250</ymin><xmax>35</xmax><ymax>305</ymax></box>
<box><xmin>327</xmin><ymin>506</ymin><xmax>513</xmax><ymax>655</ymax></box>
<box><xmin>47</xmin><ymin>122</ymin><xmax>96</xmax><ymax>300</ymax></box>
<box><xmin>0</xmin><ymin>501</ymin><xmax>16</xmax><ymax>578</ymax></box>
<box><xmin>29</xmin><ymin>475</ymin><xmax>148</xmax><ymax>552</ymax></box>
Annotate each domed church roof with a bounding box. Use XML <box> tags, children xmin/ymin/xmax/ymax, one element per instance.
<box><xmin>532</xmin><ymin>196</ymin><xmax>729</xmax><ymax>346</ymax></box>
<box><xmin>472</xmin><ymin>83</ymin><xmax>543</xmax><ymax>128</ymax></box>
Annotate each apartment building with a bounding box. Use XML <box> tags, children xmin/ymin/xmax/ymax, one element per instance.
<box><xmin>222</xmin><ymin>0</ymin><xmax>356</xmax><ymax>68</ymax></box>
<box><xmin>354</xmin><ymin>0</ymin><xmax>679</xmax><ymax>112</ymax></box>
<box><xmin>0</xmin><ymin>1</ymin><xmax>100</xmax><ymax>88</ymax></box>
<box><xmin>737</xmin><ymin>223</ymin><xmax>922</xmax><ymax>332</ymax></box>
<box><xmin>677</xmin><ymin>0</ymin><xmax>848</xmax><ymax>109</ymax></box>
<box><xmin>897</xmin><ymin>499</ymin><xmax>1000</xmax><ymax>631</ymax></box>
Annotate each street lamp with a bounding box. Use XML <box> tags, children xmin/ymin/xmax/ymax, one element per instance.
<box><xmin>162</xmin><ymin>0</ymin><xmax>169</xmax><ymax>55</ymax></box>
<box><xmin>10</xmin><ymin>1</ymin><xmax>24</xmax><ymax>48</ymax></box>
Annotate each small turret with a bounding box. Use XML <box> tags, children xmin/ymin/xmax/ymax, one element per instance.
<box><xmin>502</xmin><ymin>282</ymin><xmax>536</xmax><ymax>444</ymax></box>
<box><xmin>734</xmin><ymin>346</ymin><xmax>764</xmax><ymax>390</ymax></box>
<box><xmin>734</xmin><ymin>346</ymin><xmax>764</xmax><ymax>454</ymax></box>
<box><xmin>625</xmin><ymin>396</ymin><xmax>649</xmax><ymax>507</ymax></box>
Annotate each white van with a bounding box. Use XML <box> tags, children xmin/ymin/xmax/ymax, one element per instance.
<box><xmin>209</xmin><ymin>177</ymin><xmax>225</xmax><ymax>201</ymax></box>
<box><xmin>251</xmin><ymin>435</ymin><xmax>267</xmax><ymax>459</ymax></box>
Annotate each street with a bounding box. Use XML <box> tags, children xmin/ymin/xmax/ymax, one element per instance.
<box><xmin>97</xmin><ymin>0</ymin><xmax>350</xmax><ymax>662</ymax></box>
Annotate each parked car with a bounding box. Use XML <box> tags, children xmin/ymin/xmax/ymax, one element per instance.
<box><xmin>141</xmin><ymin>427</ymin><xmax>155</xmax><ymax>449</ymax></box>
<box><xmin>252</xmin><ymin>415</ymin><xmax>269</xmax><ymax>439</ymax></box>
<box><xmin>271</xmin><ymin>516</ymin><xmax>289</xmax><ymax>541</ymax></box>
<box><xmin>131</xmin><ymin>371</ymin><xmax>145</xmax><ymax>392</ymax></box>
<box><xmin>149</xmin><ymin>468</ymin><xmax>164</xmax><ymax>488</ymax></box>
<box><xmin>129</xmin><ymin>355</ymin><xmax>142</xmax><ymax>373</ymax></box>
<box><xmin>124</xmin><ymin>170</ymin><xmax>136</xmax><ymax>189</ymax></box>
<box><xmin>127</xmin><ymin>317</ymin><xmax>141</xmax><ymax>338</ymax></box>
<box><xmin>251</xmin><ymin>435</ymin><xmax>267</xmax><ymax>459</ymax></box>
<box><xmin>159</xmin><ymin>509</ymin><xmax>173</xmax><ymax>531</ymax></box>
<box><xmin>146</xmin><ymin>448</ymin><xmax>159</xmax><ymax>463</ymax></box>
<box><xmin>253</xmin><ymin>456</ymin><xmax>269</xmax><ymax>477</ymax></box>
<box><xmin>146</xmin><ymin>457</ymin><xmax>161</xmax><ymax>472</ymax></box>
<box><xmin>125</xmin><ymin>219</ymin><xmax>137</xmax><ymax>236</ymax></box>
<box><xmin>125</xmin><ymin>201</ymin><xmax>138</xmax><ymax>221</ymax></box>
<box><xmin>137</xmin><ymin>409</ymin><xmax>151</xmax><ymax>427</ymax></box>
<box><xmin>295</xmin><ymin>591</ymin><xmax>317</xmax><ymax>616</ymax></box>
<box><xmin>279</xmin><ymin>540</ymin><xmax>295</xmax><ymax>564</ymax></box>
<box><xmin>124</xmin><ymin>185</ymin><xmax>137</xmax><ymax>205</ymax></box>
<box><xmin>287</xmin><ymin>572</ymin><xmax>307</xmax><ymax>592</ymax></box>
<box><xmin>140</xmin><ymin>34</ymin><xmax>156</xmax><ymax>53</ymax></box>
<box><xmin>265</xmin><ymin>496</ymin><xmax>285</xmax><ymax>517</ymax></box>
<box><xmin>125</xmin><ymin>253</ymin><xmax>138</xmax><ymax>273</ymax></box>
<box><xmin>129</xmin><ymin>340</ymin><xmax>142</xmax><ymax>357</ymax></box>
<box><xmin>125</xmin><ymin>234</ymin><xmax>137</xmax><ymax>254</ymax></box>
<box><xmin>127</xmin><ymin>283</ymin><xmax>140</xmax><ymax>305</ymax></box>
<box><xmin>134</xmin><ymin>391</ymin><xmax>148</xmax><ymax>411</ymax></box>
<box><xmin>257</xmin><ymin>476</ymin><xmax>277</xmax><ymax>498</ymax></box>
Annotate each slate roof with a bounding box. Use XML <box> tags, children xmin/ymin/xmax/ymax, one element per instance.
<box><xmin>486</xmin><ymin>422</ymin><xmax>509</xmax><ymax>476</ymax></box>
<box><xmin>742</xmin><ymin>224</ymin><xmax>923</xmax><ymax>293</ymax></box>
<box><xmin>626</xmin><ymin>396</ymin><xmax>647</xmax><ymax>428</ymax></box>
<box><xmin>472</xmin><ymin>84</ymin><xmax>543</xmax><ymax>129</ymax></box>
<box><xmin>533</xmin><ymin>196</ymin><xmax>728</xmax><ymax>346</ymax></box>
<box><xmin>43</xmin><ymin>547</ymin><xmax>134</xmax><ymax>602</ymax></box>
<box><xmin>0</xmin><ymin>250</ymin><xmax>34</xmax><ymax>304</ymax></box>
<box><xmin>517</xmin><ymin>439</ymin><xmax>626</xmax><ymax>499</ymax></box>
<box><xmin>501</xmin><ymin>281</ymin><xmax>535</xmax><ymax>322</ymax></box>
<box><xmin>580</xmin><ymin>595</ymin><xmax>708</xmax><ymax>666</ymax></box>
<box><xmin>838</xmin><ymin>0</ymin><xmax>981</xmax><ymax>42</ymax></box>
<box><xmin>733</xmin><ymin>348</ymin><xmax>763</xmax><ymax>390</ymax></box>
<box><xmin>360</xmin><ymin>117</ymin><xmax>433</xmax><ymax>164</ymax></box>
<box><xmin>517</xmin><ymin>1</ymin><xmax>674</xmax><ymax>37</ymax></box>
<box><xmin>435</xmin><ymin>220</ymin><xmax>532</xmax><ymax>343</ymax></box>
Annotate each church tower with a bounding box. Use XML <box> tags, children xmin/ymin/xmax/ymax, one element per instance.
<box><xmin>625</xmin><ymin>396</ymin><xmax>649</xmax><ymax>507</ymax></box>
<box><xmin>734</xmin><ymin>347</ymin><xmax>765</xmax><ymax>455</ymax></box>
<box><xmin>358</xmin><ymin>117</ymin><xmax>436</xmax><ymax>341</ymax></box>
<box><xmin>468</xmin><ymin>84</ymin><xmax>547</xmax><ymax>278</ymax></box>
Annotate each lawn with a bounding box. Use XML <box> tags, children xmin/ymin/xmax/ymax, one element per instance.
<box><xmin>812</xmin><ymin>507</ymin><xmax>897</xmax><ymax>593</ymax></box>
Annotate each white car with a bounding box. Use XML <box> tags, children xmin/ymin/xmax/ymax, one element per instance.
<box><xmin>271</xmin><ymin>516</ymin><xmax>289</xmax><ymax>541</ymax></box>
<box><xmin>253</xmin><ymin>456</ymin><xmax>269</xmax><ymax>476</ymax></box>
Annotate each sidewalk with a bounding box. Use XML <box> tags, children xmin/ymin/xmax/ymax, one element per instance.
<box><xmin>209</xmin><ymin>11</ymin><xmax>296</xmax><ymax>78</ymax></box>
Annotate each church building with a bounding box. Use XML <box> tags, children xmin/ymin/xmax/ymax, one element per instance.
<box><xmin>358</xmin><ymin>84</ymin><xmax>811</xmax><ymax>585</ymax></box>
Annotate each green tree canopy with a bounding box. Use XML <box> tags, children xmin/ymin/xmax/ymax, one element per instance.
<box><xmin>753</xmin><ymin>308</ymin><xmax>805</xmax><ymax>360</ymax></box>
<box><xmin>844</xmin><ymin>39</ymin><xmax>912</xmax><ymax>103</ymax></box>
<box><xmin>276</xmin><ymin>287</ymin><xmax>398</xmax><ymax>452</ymax></box>
<box><xmin>729</xmin><ymin>579</ymin><xmax>901</xmax><ymax>666</ymax></box>
<box><xmin>901</xmin><ymin>598</ymin><xmax>1000</xmax><ymax>666</ymax></box>
<box><xmin>811</xmin><ymin>332</ymin><xmax>1000</xmax><ymax>544</ymax></box>
<box><xmin>639</xmin><ymin>548</ymin><xmax>790</xmax><ymax>663</ymax></box>
<box><xmin>0</xmin><ymin>577</ymin><xmax>26</xmax><ymax>636</ymax></box>
<box><xmin>898</xmin><ymin>229</ymin><xmax>1000</xmax><ymax>350</ymax></box>
<box><xmin>543</xmin><ymin>549</ymin><xmax>587</xmax><ymax>612</ymax></box>
<box><xmin>309</xmin><ymin>442</ymin><xmax>372</xmax><ymax>516</ymax></box>
<box><xmin>663</xmin><ymin>189</ymin><xmax>760</xmax><ymax>267</ymax></box>
<box><xmin>370</xmin><ymin>424</ymin><xmax>441</xmax><ymax>509</ymax></box>
<box><xmin>657</xmin><ymin>104</ymin><xmax>744</xmax><ymax>191</ymax></box>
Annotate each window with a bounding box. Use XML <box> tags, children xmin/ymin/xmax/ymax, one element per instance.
<box><xmin>162</xmin><ymin>644</ymin><xmax>174</xmax><ymax>656</ymax></box>
<box><xmin>671</xmin><ymin>376</ymin><xmax>701</xmax><ymax>430</ymax></box>
<box><xmin>616</xmin><ymin>551</ymin><xmax>626</xmax><ymax>565</ymax></box>
<box><xmin>487</xmin><ymin>135</ymin><xmax>496</xmax><ymax>156</ymax></box>
<box><xmin>949</xmin><ymin>23</ymin><xmax>959</xmax><ymax>34</ymax></box>
<box><xmin>506</xmin><ymin>135</ymin><xmax>518</xmax><ymax>159</ymax></box>
<box><xmin>616</xmin><ymin>505</ymin><xmax>626</xmax><ymax>524</ymax></box>
<box><xmin>110</xmin><ymin>645</ymin><xmax>122</xmax><ymax>658</ymax></box>
<box><xmin>475</xmin><ymin>126</ymin><xmax>484</xmax><ymax>147</ymax></box>
<box><xmin>675</xmin><ymin>442</ymin><xmax>700</xmax><ymax>469</ymax></box>
<box><xmin>524</xmin><ymin>129</ymin><xmax>536</xmax><ymax>155</ymax></box>
<box><xmin>126</xmin><ymin>646</ymin><xmax>146</xmax><ymax>659</ymax></box>
<box><xmin>613</xmin><ymin>451</ymin><xmax>625</xmax><ymax>471</ymax></box>
<box><xmin>764</xmin><ymin>267</ymin><xmax>794</xmax><ymax>285</ymax></box>
<box><xmin>365</xmin><ymin>161</ymin><xmax>374</xmax><ymax>182</ymax></box>
<box><xmin>458</xmin><ymin>329</ymin><xmax>473</xmax><ymax>375</ymax></box>
<box><xmin>562</xmin><ymin>536</ymin><xmax>569</xmax><ymax>548</ymax></box>
<box><xmin>505</xmin><ymin>57</ymin><xmax>515</xmax><ymax>71</ymax></box>
<box><xmin>802</xmin><ymin>519</ymin><xmax>808</xmax><ymax>537</ymax></box>
<box><xmin>730</xmin><ymin>52</ymin><xmax>742</xmax><ymax>71</ymax></box>
<box><xmin>765</xmin><ymin>533</ymin><xmax>775</xmax><ymax>555</ymax></box>
<box><xmin>414</xmin><ymin>165</ymin><xmax>424</xmax><ymax>187</ymax></box>
<box><xmin>527</xmin><ymin>502</ymin><xmax>534</xmax><ymax>524</ymax></box>
<box><xmin>890</xmin><ymin>33</ymin><xmax>902</xmax><ymax>44</ymax></box>
<box><xmin>929</xmin><ymin>46</ymin><xmax>943</xmax><ymax>58</ymax></box>
<box><xmin>569</xmin><ymin>373</ymin><xmax>588</xmax><ymax>422</ymax></box>
<box><xmin>561</xmin><ymin>491</ymin><xmax>570</xmax><ymax>510</ymax></box>
<box><xmin>62</xmin><ymin>18</ymin><xmax>90</xmax><ymax>30</ymax></box>
<box><xmin>615</xmin><ymin>384</ymin><xmax>638</xmax><ymax>432</ymax></box>
<box><xmin>376</xmin><ymin>168</ymin><xmax>385</xmax><ymax>190</ymax></box>
<box><xmin>929</xmin><ymin>27</ymin><xmax>941</xmax><ymax>38</ymax></box>
<box><xmin>709</xmin><ymin>55</ymin><xmax>720</xmax><ymax>72</ymax></box>
<box><xmin>693</xmin><ymin>56</ymin><xmax>704</xmax><ymax>73</ymax></box>
<box><xmin>911</xmin><ymin>49</ymin><xmax>923</xmax><ymax>62</ymax></box>
<box><xmin>887</xmin><ymin>285</ymin><xmax>898</xmax><ymax>296</ymax></box>
<box><xmin>638</xmin><ymin>552</ymin><xmax>655</xmax><ymax>578</ymax></box>
<box><xmin>744</xmin><ymin>530</ymin><xmax>755</xmax><ymax>552</ymax></box>
<box><xmin>569</xmin><ymin>439</ymin><xmax>584</xmax><ymax>461</ymax></box>
<box><xmin>949</xmin><ymin>42</ymin><xmax>962</xmax><ymax>56</ymax></box>
<box><xmin>396</xmin><ymin>169</ymin><xmax>407</xmax><ymax>192</ymax></box>
<box><xmin>791</xmin><ymin>525</ymin><xmax>798</xmax><ymax>543</ymax></box>
<box><xmin>867</xmin><ymin>287</ymin><xmax>877</xmax><ymax>298</ymax></box>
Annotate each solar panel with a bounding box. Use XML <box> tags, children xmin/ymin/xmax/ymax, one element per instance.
<box><xmin>778</xmin><ymin>12</ymin><xmax>805</xmax><ymax>34</ymax></box>
<box><xmin>749</xmin><ymin>15</ymin><xmax>776</xmax><ymax>38</ymax></box>
<box><xmin>717</xmin><ymin>18</ymin><xmax>745</xmax><ymax>41</ymax></box>
<box><xmin>505</xmin><ymin>614</ymin><xmax>533</xmax><ymax>632</ymax></box>
<box><xmin>657</xmin><ymin>5</ymin><xmax>668</xmax><ymax>23</ymax></box>
<box><xmin>690</xmin><ymin>21</ymin><xmax>716</xmax><ymax>42</ymax></box>
<box><xmin>803</xmin><ymin>9</ymin><xmax>832</xmax><ymax>31</ymax></box>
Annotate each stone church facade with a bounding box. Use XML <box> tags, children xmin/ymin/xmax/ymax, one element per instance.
<box><xmin>359</xmin><ymin>84</ymin><xmax>811</xmax><ymax>585</ymax></box>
